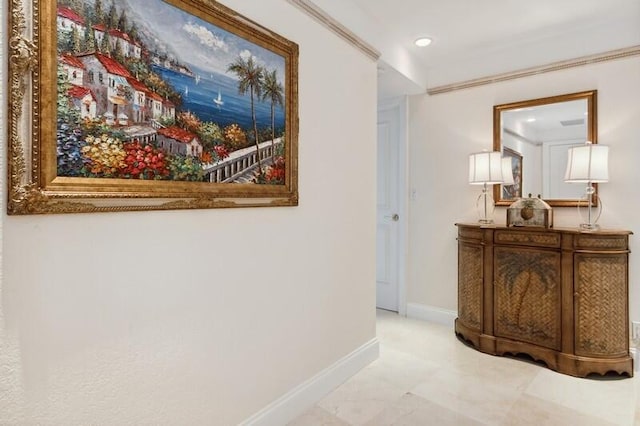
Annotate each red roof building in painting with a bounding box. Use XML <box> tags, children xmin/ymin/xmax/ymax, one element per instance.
<box><xmin>77</xmin><ymin>52</ymin><xmax>133</xmax><ymax>120</ymax></box>
<box><xmin>60</xmin><ymin>53</ymin><xmax>86</xmax><ymax>86</ymax></box>
<box><xmin>158</xmin><ymin>127</ymin><xmax>198</xmax><ymax>144</ymax></box>
<box><xmin>93</xmin><ymin>24</ymin><xmax>142</xmax><ymax>59</ymax></box>
<box><xmin>67</xmin><ymin>85</ymin><xmax>97</xmax><ymax>120</ymax></box>
<box><xmin>162</xmin><ymin>99</ymin><xmax>176</xmax><ymax>120</ymax></box>
<box><xmin>146</xmin><ymin>90</ymin><xmax>164</xmax><ymax>120</ymax></box>
<box><xmin>57</xmin><ymin>6</ymin><xmax>85</xmax><ymax>25</ymax></box>
<box><xmin>67</xmin><ymin>85</ymin><xmax>93</xmax><ymax>99</ymax></box>
<box><xmin>126</xmin><ymin>77</ymin><xmax>149</xmax><ymax>94</ymax></box>
<box><xmin>93</xmin><ymin>53</ymin><xmax>132</xmax><ymax>78</ymax></box>
<box><xmin>56</xmin><ymin>6</ymin><xmax>86</xmax><ymax>38</ymax></box>
<box><xmin>126</xmin><ymin>77</ymin><xmax>152</xmax><ymax>123</ymax></box>
<box><xmin>157</xmin><ymin>126</ymin><xmax>203</xmax><ymax>158</ymax></box>
<box><xmin>108</xmin><ymin>28</ymin><xmax>132</xmax><ymax>43</ymax></box>
<box><xmin>60</xmin><ymin>53</ymin><xmax>85</xmax><ymax>69</ymax></box>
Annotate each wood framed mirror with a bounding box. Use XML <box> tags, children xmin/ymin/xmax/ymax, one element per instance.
<box><xmin>493</xmin><ymin>90</ymin><xmax>597</xmax><ymax>207</ymax></box>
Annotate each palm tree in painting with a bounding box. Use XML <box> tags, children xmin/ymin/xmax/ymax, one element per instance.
<box><xmin>261</xmin><ymin>69</ymin><xmax>284</xmax><ymax>159</ymax></box>
<box><xmin>227</xmin><ymin>54</ymin><xmax>265</xmax><ymax>175</ymax></box>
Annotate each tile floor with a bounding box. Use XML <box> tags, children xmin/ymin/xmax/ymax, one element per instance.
<box><xmin>289</xmin><ymin>310</ymin><xmax>640</xmax><ymax>426</ymax></box>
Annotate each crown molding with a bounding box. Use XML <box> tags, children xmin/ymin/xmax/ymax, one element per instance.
<box><xmin>427</xmin><ymin>45</ymin><xmax>640</xmax><ymax>95</ymax></box>
<box><xmin>286</xmin><ymin>0</ymin><xmax>381</xmax><ymax>61</ymax></box>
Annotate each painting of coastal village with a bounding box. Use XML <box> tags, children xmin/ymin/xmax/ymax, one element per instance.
<box><xmin>56</xmin><ymin>0</ymin><xmax>287</xmax><ymax>185</ymax></box>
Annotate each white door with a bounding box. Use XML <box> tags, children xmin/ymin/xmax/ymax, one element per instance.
<box><xmin>542</xmin><ymin>139</ymin><xmax>586</xmax><ymax>199</ymax></box>
<box><xmin>376</xmin><ymin>101</ymin><xmax>404</xmax><ymax>312</ymax></box>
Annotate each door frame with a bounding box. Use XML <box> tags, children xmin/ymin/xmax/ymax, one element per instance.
<box><xmin>377</xmin><ymin>96</ymin><xmax>408</xmax><ymax>316</ymax></box>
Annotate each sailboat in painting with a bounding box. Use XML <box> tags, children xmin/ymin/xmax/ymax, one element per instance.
<box><xmin>213</xmin><ymin>90</ymin><xmax>224</xmax><ymax>107</ymax></box>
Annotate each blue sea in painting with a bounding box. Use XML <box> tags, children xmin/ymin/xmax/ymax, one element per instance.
<box><xmin>152</xmin><ymin>65</ymin><xmax>285</xmax><ymax>131</ymax></box>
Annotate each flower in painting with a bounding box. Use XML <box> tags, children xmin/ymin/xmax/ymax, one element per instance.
<box><xmin>262</xmin><ymin>156</ymin><xmax>285</xmax><ymax>185</ymax></box>
<box><xmin>57</xmin><ymin>122</ymin><xmax>90</xmax><ymax>177</ymax></box>
<box><xmin>81</xmin><ymin>133</ymin><xmax>127</xmax><ymax>176</ymax></box>
<box><xmin>223</xmin><ymin>123</ymin><xmax>248</xmax><ymax>150</ymax></box>
<box><xmin>122</xmin><ymin>140</ymin><xmax>170</xmax><ymax>179</ymax></box>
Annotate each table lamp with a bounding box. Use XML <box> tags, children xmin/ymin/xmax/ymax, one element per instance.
<box><xmin>469</xmin><ymin>151</ymin><xmax>503</xmax><ymax>224</ymax></box>
<box><xmin>564</xmin><ymin>141</ymin><xmax>609</xmax><ymax>230</ymax></box>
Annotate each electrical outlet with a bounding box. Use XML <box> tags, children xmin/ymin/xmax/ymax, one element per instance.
<box><xmin>632</xmin><ymin>321</ymin><xmax>640</xmax><ymax>341</ymax></box>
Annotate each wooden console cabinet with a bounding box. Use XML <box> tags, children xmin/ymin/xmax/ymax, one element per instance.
<box><xmin>455</xmin><ymin>223</ymin><xmax>633</xmax><ymax>377</ymax></box>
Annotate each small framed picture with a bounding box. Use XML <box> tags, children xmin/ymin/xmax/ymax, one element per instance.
<box><xmin>502</xmin><ymin>147</ymin><xmax>523</xmax><ymax>200</ymax></box>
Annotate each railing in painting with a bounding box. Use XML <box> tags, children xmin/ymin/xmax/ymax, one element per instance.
<box><xmin>204</xmin><ymin>138</ymin><xmax>283</xmax><ymax>183</ymax></box>
<box><xmin>149</xmin><ymin>119</ymin><xmax>165</xmax><ymax>130</ymax></box>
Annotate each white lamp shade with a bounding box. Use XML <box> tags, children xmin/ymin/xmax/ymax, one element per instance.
<box><xmin>564</xmin><ymin>142</ymin><xmax>609</xmax><ymax>183</ymax></box>
<box><xmin>501</xmin><ymin>157</ymin><xmax>515</xmax><ymax>185</ymax></box>
<box><xmin>469</xmin><ymin>151</ymin><xmax>503</xmax><ymax>184</ymax></box>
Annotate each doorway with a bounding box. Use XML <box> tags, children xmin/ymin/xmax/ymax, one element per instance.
<box><xmin>376</xmin><ymin>98</ymin><xmax>407</xmax><ymax>315</ymax></box>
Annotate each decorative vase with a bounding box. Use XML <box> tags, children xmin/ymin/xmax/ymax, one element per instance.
<box><xmin>521</xmin><ymin>207</ymin><xmax>534</xmax><ymax>220</ymax></box>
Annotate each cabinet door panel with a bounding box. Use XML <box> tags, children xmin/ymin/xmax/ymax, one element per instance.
<box><xmin>458</xmin><ymin>242</ymin><xmax>483</xmax><ymax>331</ymax></box>
<box><xmin>494</xmin><ymin>246</ymin><xmax>561</xmax><ymax>350</ymax></box>
<box><xmin>575</xmin><ymin>253</ymin><xmax>628</xmax><ymax>357</ymax></box>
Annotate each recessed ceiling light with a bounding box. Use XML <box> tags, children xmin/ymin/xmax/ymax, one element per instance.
<box><xmin>526</xmin><ymin>118</ymin><xmax>536</xmax><ymax>122</ymax></box>
<box><xmin>414</xmin><ymin>37</ymin><xmax>432</xmax><ymax>47</ymax></box>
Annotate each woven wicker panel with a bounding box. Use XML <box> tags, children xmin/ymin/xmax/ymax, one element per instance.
<box><xmin>575</xmin><ymin>254</ymin><xmax>628</xmax><ymax>357</ymax></box>
<box><xmin>575</xmin><ymin>235</ymin><xmax>628</xmax><ymax>250</ymax></box>
<box><xmin>458</xmin><ymin>243</ymin><xmax>482</xmax><ymax>331</ymax></box>
<box><xmin>495</xmin><ymin>231</ymin><xmax>560</xmax><ymax>248</ymax></box>
<box><xmin>494</xmin><ymin>247</ymin><xmax>561</xmax><ymax>350</ymax></box>
<box><xmin>458</xmin><ymin>227</ymin><xmax>484</xmax><ymax>241</ymax></box>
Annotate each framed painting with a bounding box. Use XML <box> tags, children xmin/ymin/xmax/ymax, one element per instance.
<box><xmin>502</xmin><ymin>146</ymin><xmax>522</xmax><ymax>200</ymax></box>
<box><xmin>8</xmin><ymin>0</ymin><xmax>298</xmax><ymax>214</ymax></box>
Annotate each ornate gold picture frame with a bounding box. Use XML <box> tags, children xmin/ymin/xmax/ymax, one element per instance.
<box><xmin>8</xmin><ymin>0</ymin><xmax>299</xmax><ymax>214</ymax></box>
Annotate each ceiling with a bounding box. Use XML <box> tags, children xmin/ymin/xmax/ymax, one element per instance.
<box><xmin>342</xmin><ymin>0</ymin><xmax>640</xmax><ymax>96</ymax></box>
<box><xmin>502</xmin><ymin>99</ymin><xmax>587</xmax><ymax>144</ymax></box>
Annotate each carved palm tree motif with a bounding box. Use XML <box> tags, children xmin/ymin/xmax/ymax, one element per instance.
<box><xmin>495</xmin><ymin>248</ymin><xmax>560</xmax><ymax>349</ymax></box>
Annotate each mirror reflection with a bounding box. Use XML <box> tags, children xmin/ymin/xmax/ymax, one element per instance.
<box><xmin>493</xmin><ymin>91</ymin><xmax>597</xmax><ymax>207</ymax></box>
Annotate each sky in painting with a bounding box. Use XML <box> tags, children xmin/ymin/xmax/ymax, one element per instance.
<box><xmin>121</xmin><ymin>0</ymin><xmax>286</xmax><ymax>81</ymax></box>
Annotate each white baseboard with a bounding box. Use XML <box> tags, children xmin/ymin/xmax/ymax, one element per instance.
<box><xmin>406</xmin><ymin>303</ymin><xmax>457</xmax><ymax>328</ymax></box>
<box><xmin>240</xmin><ymin>338</ymin><xmax>380</xmax><ymax>426</ymax></box>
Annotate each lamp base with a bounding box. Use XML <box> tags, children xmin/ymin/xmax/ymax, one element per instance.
<box><xmin>476</xmin><ymin>186</ymin><xmax>495</xmax><ymax>225</ymax></box>
<box><xmin>576</xmin><ymin>190</ymin><xmax>603</xmax><ymax>232</ymax></box>
<box><xmin>579</xmin><ymin>223</ymin><xmax>600</xmax><ymax>231</ymax></box>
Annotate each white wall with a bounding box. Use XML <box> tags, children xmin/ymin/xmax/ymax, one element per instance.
<box><xmin>408</xmin><ymin>56</ymin><xmax>640</xmax><ymax>321</ymax></box>
<box><xmin>0</xmin><ymin>1</ymin><xmax>377</xmax><ymax>424</ymax></box>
